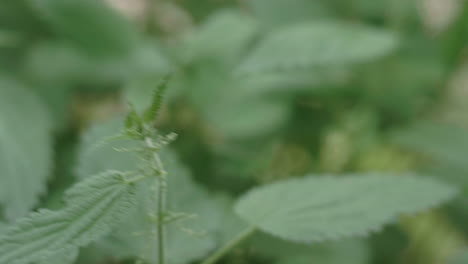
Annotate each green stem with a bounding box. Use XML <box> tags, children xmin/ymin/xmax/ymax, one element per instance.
<box><xmin>157</xmin><ymin>175</ymin><xmax>166</xmax><ymax>264</ymax></box>
<box><xmin>201</xmin><ymin>226</ymin><xmax>257</xmax><ymax>264</ymax></box>
<box><xmin>145</xmin><ymin>137</ymin><xmax>168</xmax><ymax>264</ymax></box>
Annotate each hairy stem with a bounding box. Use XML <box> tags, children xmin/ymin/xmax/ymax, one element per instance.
<box><xmin>201</xmin><ymin>226</ymin><xmax>257</xmax><ymax>264</ymax></box>
<box><xmin>145</xmin><ymin>137</ymin><xmax>167</xmax><ymax>264</ymax></box>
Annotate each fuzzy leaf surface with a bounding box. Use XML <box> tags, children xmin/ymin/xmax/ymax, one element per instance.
<box><xmin>235</xmin><ymin>174</ymin><xmax>456</xmax><ymax>243</ymax></box>
<box><xmin>0</xmin><ymin>171</ymin><xmax>136</xmax><ymax>264</ymax></box>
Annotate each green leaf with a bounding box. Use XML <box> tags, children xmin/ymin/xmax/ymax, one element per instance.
<box><xmin>392</xmin><ymin>122</ymin><xmax>468</xmax><ymax>167</ymax></box>
<box><xmin>237</xmin><ymin>21</ymin><xmax>398</xmax><ymax>75</ymax></box>
<box><xmin>181</xmin><ymin>63</ymin><xmax>292</xmax><ymax>139</ymax></box>
<box><xmin>38</xmin><ymin>248</ymin><xmax>79</xmax><ymax>264</ymax></box>
<box><xmin>182</xmin><ymin>10</ymin><xmax>259</xmax><ymax>65</ymax></box>
<box><xmin>123</xmin><ymin>104</ymin><xmax>142</xmax><ymax>135</ymax></box>
<box><xmin>239</xmin><ymin>69</ymin><xmax>350</xmax><ymax>95</ymax></box>
<box><xmin>29</xmin><ymin>84</ymin><xmax>73</xmax><ymax>129</ymax></box>
<box><xmin>103</xmin><ymin>153</ymin><xmax>223</xmax><ymax>264</ymax></box>
<box><xmin>76</xmin><ymin>118</ymin><xmax>225</xmax><ymax>264</ymax></box>
<box><xmin>276</xmin><ymin>240</ymin><xmax>370</xmax><ymax>264</ymax></box>
<box><xmin>0</xmin><ymin>171</ymin><xmax>137</xmax><ymax>264</ymax></box>
<box><xmin>205</xmin><ymin>95</ymin><xmax>290</xmax><ymax>139</ymax></box>
<box><xmin>392</xmin><ymin>122</ymin><xmax>468</xmax><ymax>192</ymax></box>
<box><xmin>250</xmin><ymin>232</ymin><xmax>368</xmax><ymax>262</ymax></box>
<box><xmin>248</xmin><ymin>0</ymin><xmax>334</xmax><ymax>27</ymax></box>
<box><xmin>235</xmin><ymin>174</ymin><xmax>456</xmax><ymax>243</ymax></box>
<box><xmin>0</xmin><ymin>80</ymin><xmax>53</xmax><ymax>220</ymax></box>
<box><xmin>76</xmin><ymin>118</ymin><xmax>139</xmax><ymax>177</ymax></box>
<box><xmin>27</xmin><ymin>0</ymin><xmax>139</xmax><ymax>57</ymax></box>
<box><xmin>0</xmin><ymin>0</ymin><xmax>45</xmax><ymax>33</ymax></box>
<box><xmin>24</xmin><ymin>41</ymin><xmax>170</xmax><ymax>85</ymax></box>
<box><xmin>248</xmin><ymin>216</ymin><xmax>370</xmax><ymax>264</ymax></box>
<box><xmin>450</xmin><ymin>250</ymin><xmax>468</xmax><ymax>264</ymax></box>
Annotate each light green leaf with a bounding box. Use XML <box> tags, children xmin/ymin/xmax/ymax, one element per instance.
<box><xmin>0</xmin><ymin>80</ymin><xmax>53</xmax><ymax>220</ymax></box>
<box><xmin>27</xmin><ymin>0</ymin><xmax>139</xmax><ymax>57</ymax></box>
<box><xmin>0</xmin><ymin>171</ymin><xmax>137</xmax><ymax>264</ymax></box>
<box><xmin>235</xmin><ymin>174</ymin><xmax>456</xmax><ymax>243</ymax></box>
<box><xmin>237</xmin><ymin>21</ymin><xmax>398</xmax><ymax>74</ymax></box>
<box><xmin>76</xmin><ymin>118</ymin><xmax>224</xmax><ymax>264</ymax></box>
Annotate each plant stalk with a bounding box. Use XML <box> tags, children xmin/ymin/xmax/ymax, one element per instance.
<box><xmin>157</xmin><ymin>174</ymin><xmax>166</xmax><ymax>264</ymax></box>
<box><xmin>145</xmin><ymin>137</ymin><xmax>167</xmax><ymax>264</ymax></box>
<box><xmin>201</xmin><ymin>226</ymin><xmax>257</xmax><ymax>264</ymax></box>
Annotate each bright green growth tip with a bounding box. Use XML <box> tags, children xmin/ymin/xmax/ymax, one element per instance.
<box><xmin>124</xmin><ymin>75</ymin><xmax>172</xmax><ymax>139</ymax></box>
<box><xmin>142</xmin><ymin>74</ymin><xmax>172</xmax><ymax>124</ymax></box>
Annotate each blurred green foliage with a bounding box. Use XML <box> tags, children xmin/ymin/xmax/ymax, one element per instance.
<box><xmin>0</xmin><ymin>0</ymin><xmax>467</xmax><ymax>263</ymax></box>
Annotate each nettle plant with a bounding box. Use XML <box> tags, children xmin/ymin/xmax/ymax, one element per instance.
<box><xmin>1</xmin><ymin>0</ymin><xmax>467</xmax><ymax>264</ymax></box>
<box><xmin>0</xmin><ymin>79</ymin><xmax>458</xmax><ymax>264</ymax></box>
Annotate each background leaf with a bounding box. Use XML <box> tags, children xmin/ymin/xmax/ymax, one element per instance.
<box><xmin>237</xmin><ymin>21</ymin><xmax>398</xmax><ymax>74</ymax></box>
<box><xmin>248</xmin><ymin>0</ymin><xmax>334</xmax><ymax>27</ymax></box>
<box><xmin>0</xmin><ymin>79</ymin><xmax>53</xmax><ymax>220</ymax></box>
<box><xmin>181</xmin><ymin>10</ymin><xmax>259</xmax><ymax>65</ymax></box>
<box><xmin>392</xmin><ymin>121</ymin><xmax>468</xmax><ymax>193</ymax></box>
<box><xmin>27</xmin><ymin>0</ymin><xmax>140</xmax><ymax>57</ymax></box>
<box><xmin>235</xmin><ymin>174</ymin><xmax>456</xmax><ymax>243</ymax></box>
<box><xmin>250</xmin><ymin>232</ymin><xmax>370</xmax><ymax>264</ymax></box>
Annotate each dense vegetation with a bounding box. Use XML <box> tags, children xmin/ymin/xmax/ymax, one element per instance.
<box><xmin>0</xmin><ymin>0</ymin><xmax>467</xmax><ymax>264</ymax></box>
